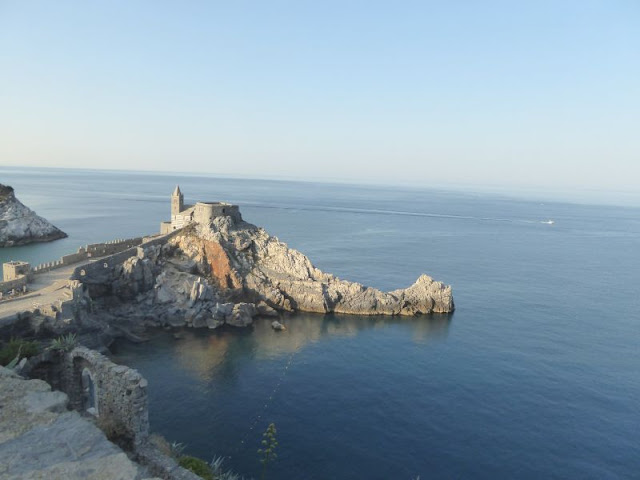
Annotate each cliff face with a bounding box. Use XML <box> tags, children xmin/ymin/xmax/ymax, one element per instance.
<box><xmin>85</xmin><ymin>216</ymin><xmax>453</xmax><ymax>334</ymax></box>
<box><xmin>0</xmin><ymin>184</ymin><xmax>67</xmax><ymax>247</ymax></box>
<box><xmin>173</xmin><ymin>218</ymin><xmax>454</xmax><ymax>316</ymax></box>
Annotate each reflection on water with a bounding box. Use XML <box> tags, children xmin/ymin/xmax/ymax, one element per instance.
<box><xmin>6</xmin><ymin>168</ymin><xmax>640</xmax><ymax>479</ymax></box>
<box><xmin>112</xmin><ymin>313</ymin><xmax>451</xmax><ymax>383</ymax></box>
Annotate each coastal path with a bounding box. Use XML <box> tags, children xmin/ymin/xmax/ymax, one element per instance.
<box><xmin>0</xmin><ymin>256</ymin><xmax>104</xmax><ymax>323</ymax></box>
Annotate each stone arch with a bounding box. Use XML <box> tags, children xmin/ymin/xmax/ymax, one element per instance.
<box><xmin>72</xmin><ymin>356</ymin><xmax>99</xmax><ymax>415</ymax></box>
<box><xmin>81</xmin><ymin>367</ymin><xmax>99</xmax><ymax>416</ymax></box>
<box><xmin>26</xmin><ymin>348</ymin><xmax>150</xmax><ymax>448</ymax></box>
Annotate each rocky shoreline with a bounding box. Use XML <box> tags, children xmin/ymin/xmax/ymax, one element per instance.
<box><xmin>0</xmin><ymin>210</ymin><xmax>454</xmax><ymax>479</ymax></box>
<box><xmin>0</xmin><ymin>184</ymin><xmax>67</xmax><ymax>247</ymax></box>
<box><xmin>72</xmin><ymin>215</ymin><xmax>453</xmax><ymax>344</ymax></box>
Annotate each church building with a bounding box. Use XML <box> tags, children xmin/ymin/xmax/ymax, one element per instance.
<box><xmin>160</xmin><ymin>186</ymin><xmax>241</xmax><ymax>234</ymax></box>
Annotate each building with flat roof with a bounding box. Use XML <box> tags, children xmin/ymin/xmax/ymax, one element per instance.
<box><xmin>3</xmin><ymin>260</ymin><xmax>31</xmax><ymax>282</ymax></box>
<box><xmin>160</xmin><ymin>186</ymin><xmax>242</xmax><ymax>234</ymax></box>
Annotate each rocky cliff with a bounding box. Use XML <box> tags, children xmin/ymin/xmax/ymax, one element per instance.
<box><xmin>86</xmin><ymin>215</ymin><xmax>453</xmax><ymax>332</ymax></box>
<box><xmin>174</xmin><ymin>217</ymin><xmax>454</xmax><ymax>316</ymax></box>
<box><xmin>0</xmin><ymin>184</ymin><xmax>67</xmax><ymax>247</ymax></box>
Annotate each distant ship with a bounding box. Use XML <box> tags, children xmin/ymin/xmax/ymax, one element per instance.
<box><xmin>542</xmin><ymin>220</ymin><xmax>555</xmax><ymax>225</ymax></box>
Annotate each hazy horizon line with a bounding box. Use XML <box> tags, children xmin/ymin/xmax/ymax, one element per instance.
<box><xmin>1</xmin><ymin>164</ymin><xmax>639</xmax><ymax>209</ymax></box>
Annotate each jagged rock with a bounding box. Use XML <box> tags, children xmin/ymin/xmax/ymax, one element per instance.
<box><xmin>136</xmin><ymin>244</ymin><xmax>161</xmax><ymax>263</ymax></box>
<box><xmin>257</xmin><ymin>301</ymin><xmax>279</xmax><ymax>317</ymax></box>
<box><xmin>212</xmin><ymin>302</ymin><xmax>233</xmax><ymax>320</ymax></box>
<box><xmin>169</xmin><ymin>217</ymin><xmax>454</xmax><ymax>316</ymax></box>
<box><xmin>189</xmin><ymin>277</ymin><xmax>214</xmax><ymax>304</ymax></box>
<box><xmin>0</xmin><ymin>184</ymin><xmax>67</xmax><ymax>247</ymax></box>
<box><xmin>271</xmin><ymin>320</ymin><xmax>286</xmax><ymax>331</ymax></box>
<box><xmin>227</xmin><ymin>303</ymin><xmax>257</xmax><ymax>327</ymax></box>
<box><xmin>0</xmin><ymin>368</ymin><xmax>145</xmax><ymax>479</ymax></box>
<box><xmin>206</xmin><ymin>318</ymin><xmax>223</xmax><ymax>329</ymax></box>
<box><xmin>234</xmin><ymin>237</ymin><xmax>252</xmax><ymax>251</ymax></box>
<box><xmin>166</xmin><ymin>315</ymin><xmax>186</xmax><ymax>327</ymax></box>
<box><xmin>82</xmin><ymin>210</ymin><xmax>452</xmax><ymax>340</ymax></box>
<box><xmin>113</xmin><ymin>256</ymin><xmax>155</xmax><ymax>299</ymax></box>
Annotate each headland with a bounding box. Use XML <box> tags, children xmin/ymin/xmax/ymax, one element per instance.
<box><xmin>0</xmin><ymin>186</ymin><xmax>453</xmax><ymax>479</ymax></box>
<box><xmin>0</xmin><ymin>184</ymin><xmax>67</xmax><ymax>247</ymax></box>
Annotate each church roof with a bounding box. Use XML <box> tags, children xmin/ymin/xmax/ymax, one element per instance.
<box><xmin>172</xmin><ymin>185</ymin><xmax>182</xmax><ymax>196</ymax></box>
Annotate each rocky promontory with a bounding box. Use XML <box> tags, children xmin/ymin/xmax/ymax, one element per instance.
<box><xmin>0</xmin><ymin>184</ymin><xmax>67</xmax><ymax>247</ymax></box>
<box><xmin>174</xmin><ymin>218</ymin><xmax>454</xmax><ymax>316</ymax></box>
<box><xmin>83</xmin><ymin>215</ymin><xmax>453</xmax><ymax>333</ymax></box>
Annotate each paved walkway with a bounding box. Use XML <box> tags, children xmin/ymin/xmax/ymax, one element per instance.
<box><xmin>0</xmin><ymin>257</ymin><xmax>102</xmax><ymax>322</ymax></box>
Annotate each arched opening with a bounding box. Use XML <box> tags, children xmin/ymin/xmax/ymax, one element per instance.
<box><xmin>82</xmin><ymin>367</ymin><xmax>99</xmax><ymax>416</ymax></box>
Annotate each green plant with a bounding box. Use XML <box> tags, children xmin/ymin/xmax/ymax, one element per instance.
<box><xmin>50</xmin><ymin>333</ymin><xmax>77</xmax><ymax>352</ymax></box>
<box><xmin>209</xmin><ymin>455</ymin><xmax>245</xmax><ymax>480</ymax></box>
<box><xmin>210</xmin><ymin>456</ymin><xmax>225</xmax><ymax>474</ymax></box>
<box><xmin>5</xmin><ymin>351</ymin><xmax>21</xmax><ymax>369</ymax></box>
<box><xmin>170</xmin><ymin>441</ymin><xmax>187</xmax><ymax>459</ymax></box>
<box><xmin>0</xmin><ymin>338</ymin><xmax>40</xmax><ymax>366</ymax></box>
<box><xmin>179</xmin><ymin>455</ymin><xmax>214</xmax><ymax>480</ymax></box>
<box><xmin>258</xmin><ymin>423</ymin><xmax>278</xmax><ymax>480</ymax></box>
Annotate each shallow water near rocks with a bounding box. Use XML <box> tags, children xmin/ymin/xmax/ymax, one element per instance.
<box><xmin>2</xmin><ymin>167</ymin><xmax>639</xmax><ymax>479</ymax></box>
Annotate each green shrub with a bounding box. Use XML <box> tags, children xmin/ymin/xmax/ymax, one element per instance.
<box><xmin>179</xmin><ymin>455</ymin><xmax>214</xmax><ymax>480</ymax></box>
<box><xmin>0</xmin><ymin>338</ymin><xmax>40</xmax><ymax>366</ymax></box>
<box><xmin>50</xmin><ymin>333</ymin><xmax>77</xmax><ymax>352</ymax></box>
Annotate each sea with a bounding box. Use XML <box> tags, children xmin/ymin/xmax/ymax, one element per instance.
<box><xmin>1</xmin><ymin>166</ymin><xmax>638</xmax><ymax>479</ymax></box>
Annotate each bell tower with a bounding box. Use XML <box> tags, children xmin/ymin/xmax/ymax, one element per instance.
<box><xmin>171</xmin><ymin>185</ymin><xmax>184</xmax><ymax>217</ymax></box>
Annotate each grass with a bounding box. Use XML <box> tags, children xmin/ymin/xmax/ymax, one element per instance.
<box><xmin>179</xmin><ymin>456</ymin><xmax>214</xmax><ymax>480</ymax></box>
<box><xmin>0</xmin><ymin>338</ymin><xmax>40</xmax><ymax>366</ymax></box>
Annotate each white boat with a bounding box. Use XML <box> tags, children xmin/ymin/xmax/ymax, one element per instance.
<box><xmin>542</xmin><ymin>220</ymin><xmax>555</xmax><ymax>225</ymax></box>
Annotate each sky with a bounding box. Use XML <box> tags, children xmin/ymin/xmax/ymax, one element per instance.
<box><xmin>1</xmin><ymin>1</ymin><xmax>639</xmax><ymax>196</ymax></box>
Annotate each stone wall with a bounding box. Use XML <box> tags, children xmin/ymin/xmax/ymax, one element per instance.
<box><xmin>3</xmin><ymin>261</ymin><xmax>31</xmax><ymax>281</ymax></box>
<box><xmin>0</xmin><ymin>275</ymin><xmax>29</xmax><ymax>295</ymax></box>
<box><xmin>0</xmin><ymin>235</ymin><xmax>165</xmax><ymax>296</ymax></box>
<box><xmin>61</xmin><ymin>251</ymin><xmax>88</xmax><ymax>265</ymax></box>
<box><xmin>194</xmin><ymin>202</ymin><xmax>242</xmax><ymax>225</ymax></box>
<box><xmin>29</xmin><ymin>237</ymin><xmax>144</xmax><ymax>276</ymax></box>
<box><xmin>31</xmin><ymin>280</ymin><xmax>84</xmax><ymax>321</ymax></box>
<box><xmin>22</xmin><ymin>346</ymin><xmax>202</xmax><ymax>480</ymax></box>
<box><xmin>72</xmin><ymin>232</ymin><xmax>178</xmax><ymax>282</ymax></box>
<box><xmin>30</xmin><ymin>259</ymin><xmax>64</xmax><ymax>275</ymax></box>
<box><xmin>69</xmin><ymin>347</ymin><xmax>150</xmax><ymax>446</ymax></box>
<box><xmin>85</xmin><ymin>238</ymin><xmax>144</xmax><ymax>257</ymax></box>
<box><xmin>0</xmin><ymin>261</ymin><xmax>31</xmax><ymax>295</ymax></box>
<box><xmin>25</xmin><ymin>346</ymin><xmax>149</xmax><ymax>446</ymax></box>
<box><xmin>160</xmin><ymin>221</ymin><xmax>172</xmax><ymax>234</ymax></box>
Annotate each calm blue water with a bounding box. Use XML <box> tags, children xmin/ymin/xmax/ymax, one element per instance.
<box><xmin>2</xmin><ymin>166</ymin><xmax>639</xmax><ymax>479</ymax></box>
